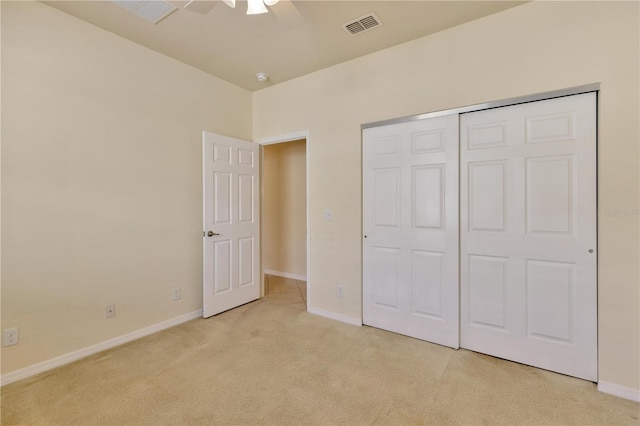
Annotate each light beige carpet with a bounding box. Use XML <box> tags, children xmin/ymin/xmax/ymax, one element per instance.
<box><xmin>2</xmin><ymin>276</ymin><xmax>639</xmax><ymax>425</ymax></box>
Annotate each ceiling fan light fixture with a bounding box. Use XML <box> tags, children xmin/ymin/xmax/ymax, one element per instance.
<box><xmin>246</xmin><ymin>0</ymin><xmax>268</xmax><ymax>15</ymax></box>
<box><xmin>222</xmin><ymin>0</ymin><xmax>236</xmax><ymax>8</ymax></box>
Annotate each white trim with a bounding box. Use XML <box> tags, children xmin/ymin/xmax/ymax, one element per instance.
<box><xmin>256</xmin><ymin>130</ymin><xmax>309</xmax><ymax>146</ymax></box>
<box><xmin>598</xmin><ymin>381</ymin><xmax>640</xmax><ymax>402</ymax></box>
<box><xmin>264</xmin><ymin>269</ymin><xmax>307</xmax><ymax>281</ymax></box>
<box><xmin>308</xmin><ymin>307</ymin><xmax>363</xmax><ymax>327</ymax></box>
<box><xmin>257</xmin><ymin>129</ymin><xmax>311</xmax><ymax>313</ymax></box>
<box><xmin>305</xmin><ymin>134</ymin><xmax>310</xmax><ymax>313</ymax></box>
<box><xmin>0</xmin><ymin>310</ymin><xmax>202</xmax><ymax>387</ymax></box>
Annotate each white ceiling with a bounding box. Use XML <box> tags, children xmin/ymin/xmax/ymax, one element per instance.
<box><xmin>44</xmin><ymin>1</ymin><xmax>525</xmax><ymax>91</ymax></box>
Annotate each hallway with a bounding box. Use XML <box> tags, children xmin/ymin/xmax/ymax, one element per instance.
<box><xmin>264</xmin><ymin>274</ymin><xmax>306</xmax><ymax>306</ymax></box>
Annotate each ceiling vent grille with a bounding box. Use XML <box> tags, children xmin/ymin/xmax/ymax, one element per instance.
<box><xmin>343</xmin><ymin>13</ymin><xmax>383</xmax><ymax>36</ymax></box>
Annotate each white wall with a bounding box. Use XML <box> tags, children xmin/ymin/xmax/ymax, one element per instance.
<box><xmin>1</xmin><ymin>1</ymin><xmax>252</xmax><ymax>374</ymax></box>
<box><xmin>253</xmin><ymin>1</ymin><xmax>639</xmax><ymax>392</ymax></box>
<box><xmin>263</xmin><ymin>140</ymin><xmax>307</xmax><ymax>277</ymax></box>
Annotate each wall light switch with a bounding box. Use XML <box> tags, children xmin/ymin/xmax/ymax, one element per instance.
<box><xmin>172</xmin><ymin>287</ymin><xmax>181</xmax><ymax>301</ymax></box>
<box><xmin>323</xmin><ymin>209</ymin><xmax>333</xmax><ymax>221</ymax></box>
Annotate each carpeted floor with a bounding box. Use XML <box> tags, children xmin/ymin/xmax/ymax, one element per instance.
<box><xmin>1</xmin><ymin>275</ymin><xmax>639</xmax><ymax>425</ymax></box>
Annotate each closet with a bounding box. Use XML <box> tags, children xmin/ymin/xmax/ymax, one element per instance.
<box><xmin>362</xmin><ymin>92</ymin><xmax>597</xmax><ymax>381</ymax></box>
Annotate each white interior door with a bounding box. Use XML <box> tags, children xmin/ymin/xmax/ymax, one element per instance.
<box><xmin>363</xmin><ymin>115</ymin><xmax>459</xmax><ymax>348</ymax></box>
<box><xmin>460</xmin><ymin>93</ymin><xmax>597</xmax><ymax>380</ymax></box>
<box><xmin>203</xmin><ymin>131</ymin><xmax>260</xmax><ymax>318</ymax></box>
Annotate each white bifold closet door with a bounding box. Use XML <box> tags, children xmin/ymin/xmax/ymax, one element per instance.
<box><xmin>460</xmin><ymin>93</ymin><xmax>597</xmax><ymax>381</ymax></box>
<box><xmin>363</xmin><ymin>115</ymin><xmax>459</xmax><ymax>348</ymax></box>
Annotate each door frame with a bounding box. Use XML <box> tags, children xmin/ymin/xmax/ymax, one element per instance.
<box><xmin>256</xmin><ymin>130</ymin><xmax>311</xmax><ymax>311</ymax></box>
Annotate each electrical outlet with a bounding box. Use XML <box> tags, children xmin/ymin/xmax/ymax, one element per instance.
<box><xmin>337</xmin><ymin>284</ymin><xmax>344</xmax><ymax>298</ymax></box>
<box><xmin>105</xmin><ymin>304</ymin><xmax>116</xmax><ymax>319</ymax></box>
<box><xmin>3</xmin><ymin>327</ymin><xmax>19</xmax><ymax>346</ymax></box>
<box><xmin>172</xmin><ymin>287</ymin><xmax>181</xmax><ymax>301</ymax></box>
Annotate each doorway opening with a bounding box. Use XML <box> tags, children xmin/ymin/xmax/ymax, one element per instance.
<box><xmin>258</xmin><ymin>131</ymin><xmax>310</xmax><ymax>311</ymax></box>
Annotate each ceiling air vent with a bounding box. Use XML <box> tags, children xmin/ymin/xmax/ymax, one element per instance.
<box><xmin>343</xmin><ymin>13</ymin><xmax>383</xmax><ymax>36</ymax></box>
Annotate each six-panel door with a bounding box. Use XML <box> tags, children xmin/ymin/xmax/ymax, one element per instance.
<box><xmin>459</xmin><ymin>93</ymin><xmax>597</xmax><ymax>381</ymax></box>
<box><xmin>363</xmin><ymin>115</ymin><xmax>460</xmax><ymax>348</ymax></box>
<box><xmin>203</xmin><ymin>132</ymin><xmax>260</xmax><ymax>318</ymax></box>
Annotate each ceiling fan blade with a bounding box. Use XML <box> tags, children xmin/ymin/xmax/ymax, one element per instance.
<box><xmin>183</xmin><ymin>0</ymin><xmax>217</xmax><ymax>14</ymax></box>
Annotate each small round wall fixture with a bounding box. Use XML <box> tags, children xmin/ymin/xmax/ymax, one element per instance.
<box><xmin>256</xmin><ymin>72</ymin><xmax>269</xmax><ymax>82</ymax></box>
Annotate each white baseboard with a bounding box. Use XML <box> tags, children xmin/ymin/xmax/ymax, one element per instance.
<box><xmin>0</xmin><ymin>310</ymin><xmax>202</xmax><ymax>387</ymax></box>
<box><xmin>308</xmin><ymin>306</ymin><xmax>362</xmax><ymax>327</ymax></box>
<box><xmin>264</xmin><ymin>269</ymin><xmax>307</xmax><ymax>281</ymax></box>
<box><xmin>598</xmin><ymin>381</ymin><xmax>640</xmax><ymax>402</ymax></box>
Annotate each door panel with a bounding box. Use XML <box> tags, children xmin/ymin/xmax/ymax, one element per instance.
<box><xmin>468</xmin><ymin>161</ymin><xmax>506</xmax><ymax>232</ymax></box>
<box><xmin>238</xmin><ymin>237</ymin><xmax>255</xmax><ymax>287</ymax></box>
<box><xmin>203</xmin><ymin>132</ymin><xmax>260</xmax><ymax>317</ymax></box>
<box><xmin>526</xmin><ymin>156</ymin><xmax>573</xmax><ymax>234</ymax></box>
<box><xmin>238</xmin><ymin>174</ymin><xmax>254</xmax><ymax>223</ymax></box>
<box><xmin>413</xmin><ymin>165</ymin><xmax>444</xmax><ymax>229</ymax></box>
<box><xmin>214</xmin><ymin>172</ymin><xmax>231</xmax><ymax>224</ymax></box>
<box><xmin>525</xmin><ymin>259</ymin><xmax>573</xmax><ymax>342</ymax></box>
<box><xmin>372</xmin><ymin>246</ymin><xmax>400</xmax><ymax>309</ymax></box>
<box><xmin>460</xmin><ymin>93</ymin><xmax>597</xmax><ymax>381</ymax></box>
<box><xmin>468</xmin><ymin>254</ymin><xmax>507</xmax><ymax>329</ymax></box>
<box><xmin>363</xmin><ymin>115</ymin><xmax>459</xmax><ymax>348</ymax></box>
<box><xmin>213</xmin><ymin>240</ymin><xmax>232</xmax><ymax>294</ymax></box>
<box><xmin>373</xmin><ymin>168</ymin><xmax>401</xmax><ymax>227</ymax></box>
<box><xmin>411</xmin><ymin>250</ymin><xmax>443</xmax><ymax>318</ymax></box>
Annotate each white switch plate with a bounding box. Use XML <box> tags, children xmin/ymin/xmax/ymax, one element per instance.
<box><xmin>172</xmin><ymin>287</ymin><xmax>181</xmax><ymax>301</ymax></box>
<box><xmin>105</xmin><ymin>304</ymin><xmax>116</xmax><ymax>319</ymax></box>
<box><xmin>323</xmin><ymin>209</ymin><xmax>333</xmax><ymax>221</ymax></box>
